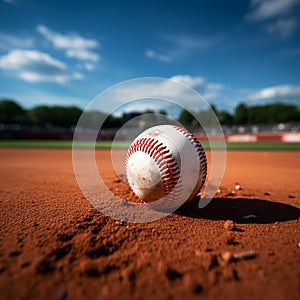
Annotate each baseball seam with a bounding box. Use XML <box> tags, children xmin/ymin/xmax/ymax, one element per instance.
<box><xmin>125</xmin><ymin>137</ymin><xmax>182</xmax><ymax>209</ymax></box>
<box><xmin>171</xmin><ymin>125</ymin><xmax>207</xmax><ymax>191</ymax></box>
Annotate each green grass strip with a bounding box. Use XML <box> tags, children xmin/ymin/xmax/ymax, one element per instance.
<box><xmin>0</xmin><ymin>140</ymin><xmax>130</xmax><ymax>149</ymax></box>
<box><xmin>224</xmin><ymin>142</ymin><xmax>300</xmax><ymax>151</ymax></box>
<box><xmin>0</xmin><ymin>140</ymin><xmax>299</xmax><ymax>151</ymax></box>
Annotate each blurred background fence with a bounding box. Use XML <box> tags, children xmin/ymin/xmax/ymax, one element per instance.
<box><xmin>1</xmin><ymin>99</ymin><xmax>299</xmax><ymax>142</ymax></box>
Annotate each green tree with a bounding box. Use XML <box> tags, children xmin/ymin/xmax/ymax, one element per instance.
<box><xmin>158</xmin><ymin>109</ymin><xmax>167</xmax><ymax>115</ymax></box>
<box><xmin>245</xmin><ymin>102</ymin><xmax>299</xmax><ymax>124</ymax></box>
<box><xmin>210</xmin><ymin>104</ymin><xmax>218</xmax><ymax>116</ymax></box>
<box><xmin>267</xmin><ymin>102</ymin><xmax>299</xmax><ymax>123</ymax></box>
<box><xmin>51</xmin><ymin>106</ymin><xmax>82</xmax><ymax>126</ymax></box>
<box><xmin>233</xmin><ymin>103</ymin><xmax>248</xmax><ymax>124</ymax></box>
<box><xmin>0</xmin><ymin>99</ymin><xmax>28</xmax><ymax>123</ymax></box>
<box><xmin>29</xmin><ymin>105</ymin><xmax>83</xmax><ymax>127</ymax></box>
<box><xmin>80</xmin><ymin>110</ymin><xmax>106</xmax><ymax>129</ymax></box>
<box><xmin>28</xmin><ymin>106</ymin><xmax>52</xmax><ymax>125</ymax></box>
<box><xmin>218</xmin><ymin>110</ymin><xmax>233</xmax><ymax>125</ymax></box>
<box><xmin>178</xmin><ymin>109</ymin><xmax>196</xmax><ymax>126</ymax></box>
<box><xmin>102</xmin><ymin>115</ymin><xmax>123</xmax><ymax>128</ymax></box>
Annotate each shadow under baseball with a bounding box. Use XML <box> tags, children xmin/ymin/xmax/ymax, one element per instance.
<box><xmin>175</xmin><ymin>197</ymin><xmax>300</xmax><ymax>224</ymax></box>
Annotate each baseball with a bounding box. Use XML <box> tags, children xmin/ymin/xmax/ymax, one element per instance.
<box><xmin>125</xmin><ymin>125</ymin><xmax>207</xmax><ymax>211</ymax></box>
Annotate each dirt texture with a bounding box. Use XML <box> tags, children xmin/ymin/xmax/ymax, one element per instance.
<box><xmin>0</xmin><ymin>149</ymin><xmax>299</xmax><ymax>300</ymax></box>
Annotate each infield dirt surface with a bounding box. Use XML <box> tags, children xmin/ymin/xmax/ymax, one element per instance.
<box><xmin>0</xmin><ymin>149</ymin><xmax>299</xmax><ymax>300</ymax></box>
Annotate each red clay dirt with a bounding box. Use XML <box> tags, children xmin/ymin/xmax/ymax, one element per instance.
<box><xmin>0</xmin><ymin>149</ymin><xmax>299</xmax><ymax>300</ymax></box>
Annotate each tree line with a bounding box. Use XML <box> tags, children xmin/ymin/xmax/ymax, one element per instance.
<box><xmin>0</xmin><ymin>99</ymin><xmax>299</xmax><ymax>129</ymax></box>
<box><xmin>0</xmin><ymin>99</ymin><xmax>83</xmax><ymax>127</ymax></box>
<box><xmin>178</xmin><ymin>102</ymin><xmax>300</xmax><ymax>126</ymax></box>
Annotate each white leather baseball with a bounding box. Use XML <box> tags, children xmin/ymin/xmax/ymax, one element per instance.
<box><xmin>125</xmin><ymin>125</ymin><xmax>207</xmax><ymax>211</ymax></box>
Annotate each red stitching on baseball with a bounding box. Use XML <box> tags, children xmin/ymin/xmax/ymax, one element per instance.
<box><xmin>171</xmin><ymin>125</ymin><xmax>207</xmax><ymax>190</ymax></box>
<box><xmin>126</xmin><ymin>137</ymin><xmax>182</xmax><ymax>209</ymax></box>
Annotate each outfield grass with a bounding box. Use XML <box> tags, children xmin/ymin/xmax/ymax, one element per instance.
<box><xmin>0</xmin><ymin>139</ymin><xmax>300</xmax><ymax>150</ymax></box>
<box><xmin>0</xmin><ymin>140</ymin><xmax>130</xmax><ymax>149</ymax></box>
<box><xmin>224</xmin><ymin>142</ymin><xmax>300</xmax><ymax>151</ymax></box>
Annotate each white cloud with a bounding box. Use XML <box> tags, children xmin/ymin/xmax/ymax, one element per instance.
<box><xmin>0</xmin><ymin>32</ymin><xmax>34</xmax><ymax>50</ymax></box>
<box><xmin>37</xmin><ymin>25</ymin><xmax>100</xmax><ymax>62</ymax></box>
<box><xmin>145</xmin><ymin>50</ymin><xmax>170</xmax><ymax>62</ymax></box>
<box><xmin>205</xmin><ymin>83</ymin><xmax>224</xmax><ymax>100</ymax></box>
<box><xmin>170</xmin><ymin>75</ymin><xmax>205</xmax><ymax>87</ymax></box>
<box><xmin>0</xmin><ymin>49</ymin><xmax>83</xmax><ymax>83</ymax></box>
<box><xmin>37</xmin><ymin>25</ymin><xmax>98</xmax><ymax>50</ymax></box>
<box><xmin>84</xmin><ymin>62</ymin><xmax>95</xmax><ymax>71</ymax></box>
<box><xmin>105</xmin><ymin>75</ymin><xmax>224</xmax><ymax>114</ymax></box>
<box><xmin>247</xmin><ymin>84</ymin><xmax>300</xmax><ymax>101</ymax></box>
<box><xmin>167</xmin><ymin>34</ymin><xmax>223</xmax><ymax>49</ymax></box>
<box><xmin>66</xmin><ymin>48</ymin><xmax>99</xmax><ymax>62</ymax></box>
<box><xmin>145</xmin><ymin>34</ymin><xmax>224</xmax><ymax>62</ymax></box>
<box><xmin>88</xmin><ymin>75</ymin><xmax>226</xmax><ymax>119</ymax></box>
<box><xmin>246</xmin><ymin>0</ymin><xmax>300</xmax><ymax>38</ymax></box>
<box><xmin>265</xmin><ymin>18</ymin><xmax>298</xmax><ymax>38</ymax></box>
<box><xmin>170</xmin><ymin>75</ymin><xmax>224</xmax><ymax>100</ymax></box>
<box><xmin>246</xmin><ymin>0</ymin><xmax>300</xmax><ymax>21</ymax></box>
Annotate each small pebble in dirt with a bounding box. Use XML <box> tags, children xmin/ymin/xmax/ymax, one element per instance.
<box><xmin>224</xmin><ymin>220</ymin><xmax>235</xmax><ymax>231</ymax></box>
<box><xmin>264</xmin><ymin>192</ymin><xmax>271</xmax><ymax>196</ymax></box>
<box><xmin>233</xmin><ymin>250</ymin><xmax>257</xmax><ymax>261</ymax></box>
<box><xmin>194</xmin><ymin>249</ymin><xmax>202</xmax><ymax>256</ymax></box>
<box><xmin>235</xmin><ymin>183</ymin><xmax>241</xmax><ymax>190</ymax></box>
<box><xmin>243</xmin><ymin>214</ymin><xmax>257</xmax><ymax>219</ymax></box>
<box><xmin>115</xmin><ymin>221</ymin><xmax>125</xmax><ymax>226</ymax></box>
<box><xmin>298</xmin><ymin>242</ymin><xmax>300</xmax><ymax>248</ymax></box>
<box><xmin>221</xmin><ymin>251</ymin><xmax>233</xmax><ymax>264</ymax></box>
<box><xmin>288</xmin><ymin>195</ymin><xmax>295</xmax><ymax>199</ymax></box>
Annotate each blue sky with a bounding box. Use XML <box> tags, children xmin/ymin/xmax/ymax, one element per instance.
<box><xmin>0</xmin><ymin>0</ymin><xmax>300</xmax><ymax>115</ymax></box>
